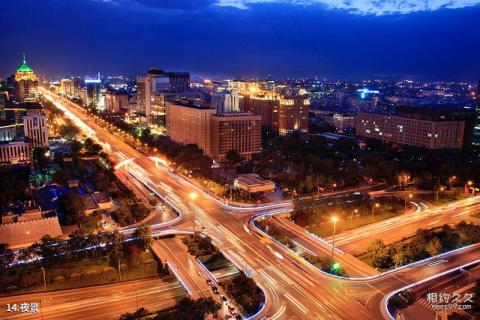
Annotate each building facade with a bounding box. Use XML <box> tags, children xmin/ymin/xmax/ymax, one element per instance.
<box><xmin>14</xmin><ymin>55</ymin><xmax>38</xmax><ymax>102</ymax></box>
<box><xmin>278</xmin><ymin>96</ymin><xmax>309</xmax><ymax>135</ymax></box>
<box><xmin>85</xmin><ymin>74</ymin><xmax>102</xmax><ymax>109</ymax></box>
<box><xmin>240</xmin><ymin>93</ymin><xmax>280</xmax><ymax>131</ymax></box>
<box><xmin>105</xmin><ymin>91</ymin><xmax>129</xmax><ymax>113</ymax></box>
<box><xmin>211</xmin><ymin>90</ymin><xmax>240</xmax><ymax>114</ymax></box>
<box><xmin>137</xmin><ymin>68</ymin><xmax>190</xmax><ymax>125</ymax></box>
<box><xmin>166</xmin><ymin>102</ymin><xmax>216</xmax><ymax>155</ymax></box>
<box><xmin>210</xmin><ymin>113</ymin><xmax>261</xmax><ymax>161</ymax></box>
<box><xmin>356</xmin><ymin>112</ymin><xmax>465</xmax><ymax>149</ymax></box>
<box><xmin>23</xmin><ymin>109</ymin><xmax>49</xmax><ymax>148</ymax></box>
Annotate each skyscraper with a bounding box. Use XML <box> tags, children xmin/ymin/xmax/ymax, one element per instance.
<box><xmin>136</xmin><ymin>68</ymin><xmax>190</xmax><ymax>126</ymax></box>
<box><xmin>475</xmin><ymin>77</ymin><xmax>480</xmax><ymax>145</ymax></box>
<box><xmin>85</xmin><ymin>73</ymin><xmax>102</xmax><ymax>110</ymax></box>
<box><xmin>14</xmin><ymin>54</ymin><xmax>38</xmax><ymax>102</ymax></box>
<box><xmin>211</xmin><ymin>90</ymin><xmax>239</xmax><ymax>114</ymax></box>
<box><xmin>278</xmin><ymin>96</ymin><xmax>309</xmax><ymax>135</ymax></box>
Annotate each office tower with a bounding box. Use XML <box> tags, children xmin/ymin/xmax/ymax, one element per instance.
<box><xmin>278</xmin><ymin>96</ymin><xmax>309</xmax><ymax>135</ymax></box>
<box><xmin>475</xmin><ymin>78</ymin><xmax>480</xmax><ymax>145</ymax></box>
<box><xmin>60</xmin><ymin>78</ymin><xmax>74</xmax><ymax>97</ymax></box>
<box><xmin>85</xmin><ymin>73</ymin><xmax>102</xmax><ymax>109</ymax></box>
<box><xmin>23</xmin><ymin>109</ymin><xmax>49</xmax><ymax>148</ymax></box>
<box><xmin>0</xmin><ymin>93</ymin><xmax>5</xmax><ymax>121</ymax></box>
<box><xmin>240</xmin><ymin>93</ymin><xmax>280</xmax><ymax>131</ymax></box>
<box><xmin>355</xmin><ymin>110</ymin><xmax>466</xmax><ymax>150</ymax></box>
<box><xmin>105</xmin><ymin>91</ymin><xmax>129</xmax><ymax>113</ymax></box>
<box><xmin>211</xmin><ymin>90</ymin><xmax>239</xmax><ymax>114</ymax></box>
<box><xmin>166</xmin><ymin>102</ymin><xmax>216</xmax><ymax>154</ymax></box>
<box><xmin>210</xmin><ymin>113</ymin><xmax>261</xmax><ymax>161</ymax></box>
<box><xmin>137</xmin><ymin>68</ymin><xmax>190</xmax><ymax>125</ymax></box>
<box><xmin>14</xmin><ymin>54</ymin><xmax>38</xmax><ymax>102</ymax></box>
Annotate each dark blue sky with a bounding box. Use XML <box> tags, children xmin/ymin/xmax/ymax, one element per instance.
<box><xmin>1</xmin><ymin>0</ymin><xmax>480</xmax><ymax>81</ymax></box>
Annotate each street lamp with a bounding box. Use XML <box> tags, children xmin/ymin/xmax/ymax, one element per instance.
<box><xmin>189</xmin><ymin>192</ymin><xmax>198</xmax><ymax>237</ymax></box>
<box><xmin>404</xmin><ymin>193</ymin><xmax>413</xmax><ymax>210</ymax></box>
<box><xmin>371</xmin><ymin>202</ymin><xmax>380</xmax><ymax>222</ymax></box>
<box><xmin>436</xmin><ymin>187</ymin><xmax>445</xmax><ymax>205</ymax></box>
<box><xmin>350</xmin><ymin>209</ymin><xmax>358</xmax><ymax>226</ymax></box>
<box><xmin>189</xmin><ymin>192</ymin><xmax>198</xmax><ymax>201</ymax></box>
<box><xmin>330</xmin><ymin>216</ymin><xmax>338</xmax><ymax>273</ymax></box>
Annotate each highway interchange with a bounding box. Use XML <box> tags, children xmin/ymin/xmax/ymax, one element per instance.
<box><xmin>3</xmin><ymin>89</ymin><xmax>477</xmax><ymax>320</ymax></box>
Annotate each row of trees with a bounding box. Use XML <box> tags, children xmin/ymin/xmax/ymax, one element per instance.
<box><xmin>0</xmin><ymin>224</ymin><xmax>153</xmax><ymax>271</ymax></box>
<box><xmin>248</xmin><ymin>129</ymin><xmax>480</xmax><ymax>196</ymax></box>
<box><xmin>303</xmin><ymin>253</ymin><xmax>347</xmax><ymax>276</ymax></box>
<box><xmin>119</xmin><ymin>297</ymin><xmax>221</xmax><ymax>320</ymax></box>
<box><xmin>221</xmin><ymin>273</ymin><xmax>264</xmax><ymax>315</ymax></box>
<box><xmin>365</xmin><ymin>222</ymin><xmax>480</xmax><ymax>270</ymax></box>
<box><xmin>291</xmin><ymin>195</ymin><xmax>403</xmax><ymax>230</ymax></box>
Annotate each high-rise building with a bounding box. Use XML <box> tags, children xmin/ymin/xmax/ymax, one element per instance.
<box><xmin>166</xmin><ymin>102</ymin><xmax>216</xmax><ymax>155</ymax></box>
<box><xmin>60</xmin><ymin>78</ymin><xmax>74</xmax><ymax>97</ymax></box>
<box><xmin>23</xmin><ymin>109</ymin><xmax>49</xmax><ymax>148</ymax></box>
<box><xmin>278</xmin><ymin>96</ymin><xmax>309</xmax><ymax>135</ymax></box>
<box><xmin>355</xmin><ymin>111</ymin><xmax>466</xmax><ymax>150</ymax></box>
<box><xmin>0</xmin><ymin>93</ymin><xmax>6</xmax><ymax>121</ymax></box>
<box><xmin>211</xmin><ymin>90</ymin><xmax>239</xmax><ymax>114</ymax></box>
<box><xmin>85</xmin><ymin>73</ymin><xmax>102</xmax><ymax>110</ymax></box>
<box><xmin>210</xmin><ymin>113</ymin><xmax>261</xmax><ymax>161</ymax></box>
<box><xmin>240</xmin><ymin>93</ymin><xmax>280</xmax><ymax>131</ymax></box>
<box><xmin>105</xmin><ymin>91</ymin><xmax>129</xmax><ymax>113</ymax></box>
<box><xmin>137</xmin><ymin>68</ymin><xmax>190</xmax><ymax>125</ymax></box>
<box><xmin>166</xmin><ymin>102</ymin><xmax>261</xmax><ymax>161</ymax></box>
<box><xmin>475</xmin><ymin>78</ymin><xmax>480</xmax><ymax>145</ymax></box>
<box><xmin>14</xmin><ymin>54</ymin><xmax>38</xmax><ymax>102</ymax></box>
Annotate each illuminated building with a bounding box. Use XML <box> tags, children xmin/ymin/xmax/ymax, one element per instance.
<box><xmin>0</xmin><ymin>141</ymin><xmax>30</xmax><ymax>164</ymax></box>
<box><xmin>85</xmin><ymin>73</ymin><xmax>102</xmax><ymax>110</ymax></box>
<box><xmin>0</xmin><ymin>106</ymin><xmax>49</xmax><ymax>165</ymax></box>
<box><xmin>475</xmin><ymin>78</ymin><xmax>480</xmax><ymax>145</ymax></box>
<box><xmin>23</xmin><ymin>109</ymin><xmax>49</xmax><ymax>148</ymax></box>
<box><xmin>211</xmin><ymin>90</ymin><xmax>239</xmax><ymax>114</ymax></box>
<box><xmin>278</xmin><ymin>96</ymin><xmax>309</xmax><ymax>135</ymax></box>
<box><xmin>356</xmin><ymin>111</ymin><xmax>465</xmax><ymax>150</ymax></box>
<box><xmin>240</xmin><ymin>93</ymin><xmax>280</xmax><ymax>131</ymax></box>
<box><xmin>210</xmin><ymin>113</ymin><xmax>261</xmax><ymax>161</ymax></box>
<box><xmin>14</xmin><ymin>54</ymin><xmax>38</xmax><ymax>102</ymax></box>
<box><xmin>137</xmin><ymin>68</ymin><xmax>190</xmax><ymax>126</ymax></box>
<box><xmin>0</xmin><ymin>93</ymin><xmax>5</xmax><ymax>121</ymax></box>
<box><xmin>60</xmin><ymin>78</ymin><xmax>74</xmax><ymax>97</ymax></box>
<box><xmin>166</xmin><ymin>102</ymin><xmax>261</xmax><ymax>161</ymax></box>
<box><xmin>166</xmin><ymin>102</ymin><xmax>216</xmax><ymax>154</ymax></box>
<box><xmin>105</xmin><ymin>91</ymin><xmax>129</xmax><ymax>113</ymax></box>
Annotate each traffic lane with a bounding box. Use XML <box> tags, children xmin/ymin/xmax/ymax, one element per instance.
<box><xmin>0</xmin><ymin>277</ymin><xmax>184</xmax><ymax>320</ymax></box>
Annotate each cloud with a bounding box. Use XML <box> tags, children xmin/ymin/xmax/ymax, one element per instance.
<box><xmin>215</xmin><ymin>0</ymin><xmax>480</xmax><ymax>15</ymax></box>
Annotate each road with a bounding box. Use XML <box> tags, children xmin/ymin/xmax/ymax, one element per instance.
<box><xmin>328</xmin><ymin>196</ymin><xmax>480</xmax><ymax>255</ymax></box>
<box><xmin>270</xmin><ymin>216</ymin><xmax>379</xmax><ymax>277</ymax></box>
<box><xmin>151</xmin><ymin>238</ymin><xmax>213</xmax><ymax>300</ymax></box>
<box><xmin>0</xmin><ymin>277</ymin><xmax>184</xmax><ymax>320</ymax></box>
<box><xmin>39</xmin><ymin>90</ymin><xmax>480</xmax><ymax>320</ymax></box>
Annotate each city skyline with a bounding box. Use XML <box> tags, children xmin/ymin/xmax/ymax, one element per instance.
<box><xmin>1</xmin><ymin>0</ymin><xmax>480</xmax><ymax>81</ymax></box>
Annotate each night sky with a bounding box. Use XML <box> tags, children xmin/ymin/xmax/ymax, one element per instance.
<box><xmin>1</xmin><ymin>0</ymin><xmax>480</xmax><ymax>81</ymax></box>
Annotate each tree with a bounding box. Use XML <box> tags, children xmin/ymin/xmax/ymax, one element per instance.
<box><xmin>59</xmin><ymin>125</ymin><xmax>79</xmax><ymax>140</ymax></box>
<box><xmin>34</xmin><ymin>235</ymin><xmax>65</xmax><ymax>265</ymax></box>
<box><xmin>0</xmin><ymin>243</ymin><xmax>14</xmax><ymax>270</ymax></box>
<box><xmin>109</xmin><ymin>230</ymin><xmax>124</xmax><ymax>278</ymax></box>
<box><xmin>225</xmin><ymin>149</ymin><xmax>242</xmax><ymax>166</ymax></box>
<box><xmin>58</xmin><ymin>192</ymin><xmax>86</xmax><ymax>226</ymax></box>
<box><xmin>133</xmin><ymin>224</ymin><xmax>152</xmax><ymax>251</ymax></box>
<box><xmin>32</xmin><ymin>147</ymin><xmax>49</xmax><ymax>170</ymax></box>
<box><xmin>426</xmin><ymin>237</ymin><xmax>443</xmax><ymax>256</ymax></box>
<box><xmin>70</xmin><ymin>140</ymin><xmax>82</xmax><ymax>155</ymax></box>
